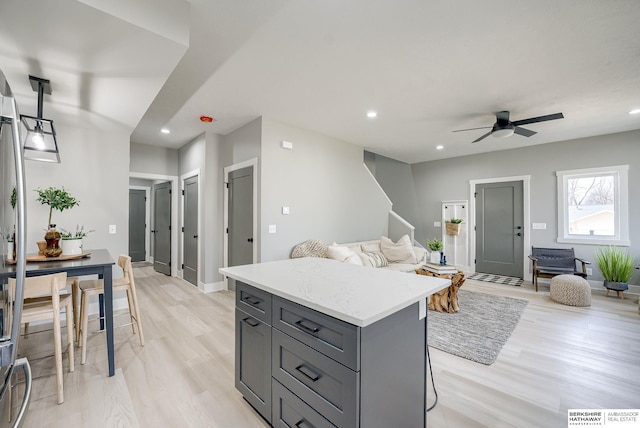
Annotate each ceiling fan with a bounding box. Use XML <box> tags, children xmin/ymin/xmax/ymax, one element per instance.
<box><xmin>453</xmin><ymin>111</ymin><xmax>564</xmax><ymax>143</ymax></box>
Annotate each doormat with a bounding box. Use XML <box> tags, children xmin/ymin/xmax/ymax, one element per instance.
<box><xmin>468</xmin><ymin>273</ymin><xmax>523</xmax><ymax>287</ymax></box>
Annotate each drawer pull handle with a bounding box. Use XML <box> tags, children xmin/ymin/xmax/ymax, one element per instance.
<box><xmin>243</xmin><ymin>295</ymin><xmax>261</xmax><ymax>306</ymax></box>
<box><xmin>242</xmin><ymin>317</ymin><xmax>260</xmax><ymax>327</ymax></box>
<box><xmin>295</xmin><ymin>364</ymin><xmax>321</xmax><ymax>382</ymax></box>
<box><xmin>295</xmin><ymin>420</ymin><xmax>314</xmax><ymax>428</ymax></box>
<box><xmin>295</xmin><ymin>319</ymin><xmax>320</xmax><ymax>334</ymax></box>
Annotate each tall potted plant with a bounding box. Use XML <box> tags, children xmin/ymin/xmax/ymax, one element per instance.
<box><xmin>35</xmin><ymin>187</ymin><xmax>79</xmax><ymax>257</ymax></box>
<box><xmin>594</xmin><ymin>246</ymin><xmax>635</xmax><ymax>296</ymax></box>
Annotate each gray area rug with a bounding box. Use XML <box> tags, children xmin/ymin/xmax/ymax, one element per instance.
<box><xmin>428</xmin><ymin>289</ymin><xmax>528</xmax><ymax>365</ymax></box>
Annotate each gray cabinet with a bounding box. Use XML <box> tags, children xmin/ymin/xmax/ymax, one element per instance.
<box><xmin>235</xmin><ymin>283</ymin><xmax>272</xmax><ymax>423</ymax></box>
<box><xmin>235</xmin><ymin>281</ymin><xmax>426</xmax><ymax>428</ymax></box>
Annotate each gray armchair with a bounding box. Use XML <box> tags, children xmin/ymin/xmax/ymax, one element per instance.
<box><xmin>528</xmin><ymin>247</ymin><xmax>589</xmax><ymax>292</ymax></box>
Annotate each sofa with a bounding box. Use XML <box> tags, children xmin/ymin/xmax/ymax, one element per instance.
<box><xmin>291</xmin><ymin>235</ymin><xmax>427</xmax><ymax>273</ymax></box>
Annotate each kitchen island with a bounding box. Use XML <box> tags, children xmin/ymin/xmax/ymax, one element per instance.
<box><xmin>220</xmin><ymin>257</ymin><xmax>449</xmax><ymax>428</ymax></box>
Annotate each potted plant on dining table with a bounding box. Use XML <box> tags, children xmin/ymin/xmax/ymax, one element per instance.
<box><xmin>35</xmin><ymin>187</ymin><xmax>79</xmax><ymax>257</ymax></box>
<box><xmin>60</xmin><ymin>225</ymin><xmax>93</xmax><ymax>255</ymax></box>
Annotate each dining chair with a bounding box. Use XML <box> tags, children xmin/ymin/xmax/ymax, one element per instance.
<box><xmin>24</xmin><ymin>277</ymin><xmax>80</xmax><ymax>342</ymax></box>
<box><xmin>78</xmin><ymin>254</ymin><xmax>144</xmax><ymax>365</ymax></box>
<box><xmin>9</xmin><ymin>272</ymin><xmax>75</xmax><ymax>404</ymax></box>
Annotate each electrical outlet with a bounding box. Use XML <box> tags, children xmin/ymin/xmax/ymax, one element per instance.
<box><xmin>109</xmin><ymin>224</ymin><xmax>116</xmax><ymax>234</ymax></box>
<box><xmin>268</xmin><ymin>224</ymin><xmax>276</xmax><ymax>234</ymax></box>
<box><xmin>586</xmin><ymin>268</ymin><xmax>593</xmax><ymax>275</ymax></box>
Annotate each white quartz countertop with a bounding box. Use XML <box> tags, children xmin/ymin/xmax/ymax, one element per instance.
<box><xmin>219</xmin><ymin>257</ymin><xmax>450</xmax><ymax>327</ymax></box>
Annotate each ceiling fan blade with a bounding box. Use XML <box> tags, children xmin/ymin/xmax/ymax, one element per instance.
<box><xmin>512</xmin><ymin>112</ymin><xmax>564</xmax><ymax>126</ymax></box>
<box><xmin>514</xmin><ymin>126</ymin><xmax>537</xmax><ymax>137</ymax></box>
<box><xmin>453</xmin><ymin>126</ymin><xmax>492</xmax><ymax>133</ymax></box>
<box><xmin>472</xmin><ymin>131</ymin><xmax>492</xmax><ymax>143</ymax></box>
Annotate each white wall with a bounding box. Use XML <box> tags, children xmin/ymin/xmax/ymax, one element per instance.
<box><xmin>25</xmin><ymin>123</ymin><xmax>129</xmax><ymax>276</ymax></box>
<box><xmin>130</xmin><ymin>142</ymin><xmax>179</xmax><ymax>176</ymax></box>
<box><xmin>260</xmin><ymin>118</ymin><xmax>392</xmax><ymax>261</ymax></box>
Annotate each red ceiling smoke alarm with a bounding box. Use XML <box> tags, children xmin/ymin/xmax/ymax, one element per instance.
<box><xmin>200</xmin><ymin>115</ymin><xmax>214</xmax><ymax>123</ymax></box>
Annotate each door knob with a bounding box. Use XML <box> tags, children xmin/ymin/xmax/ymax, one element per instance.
<box><xmin>516</xmin><ymin>226</ymin><xmax>522</xmax><ymax>230</ymax></box>
<box><xmin>516</xmin><ymin>232</ymin><xmax>522</xmax><ymax>236</ymax></box>
<box><xmin>193</xmin><ymin>235</ymin><xmax>198</xmax><ymax>239</ymax></box>
<box><xmin>247</xmin><ymin>238</ymin><xmax>254</xmax><ymax>243</ymax></box>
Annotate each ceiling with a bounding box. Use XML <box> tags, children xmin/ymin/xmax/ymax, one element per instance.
<box><xmin>2</xmin><ymin>0</ymin><xmax>640</xmax><ymax>164</ymax></box>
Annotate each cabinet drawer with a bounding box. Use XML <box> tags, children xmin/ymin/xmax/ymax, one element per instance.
<box><xmin>272</xmin><ymin>380</ymin><xmax>337</xmax><ymax>428</ymax></box>
<box><xmin>273</xmin><ymin>297</ymin><xmax>359</xmax><ymax>371</ymax></box>
<box><xmin>236</xmin><ymin>281</ymin><xmax>272</xmax><ymax>324</ymax></box>
<box><xmin>272</xmin><ymin>329</ymin><xmax>359</xmax><ymax>428</ymax></box>
<box><xmin>235</xmin><ymin>308</ymin><xmax>272</xmax><ymax>423</ymax></box>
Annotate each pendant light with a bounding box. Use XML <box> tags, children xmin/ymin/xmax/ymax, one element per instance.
<box><xmin>20</xmin><ymin>75</ymin><xmax>60</xmax><ymax>163</ymax></box>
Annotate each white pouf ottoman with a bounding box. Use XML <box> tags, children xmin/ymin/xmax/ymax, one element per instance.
<box><xmin>549</xmin><ymin>274</ymin><xmax>591</xmax><ymax>307</ymax></box>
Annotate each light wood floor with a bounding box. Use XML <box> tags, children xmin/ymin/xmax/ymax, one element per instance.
<box><xmin>12</xmin><ymin>267</ymin><xmax>640</xmax><ymax>428</ymax></box>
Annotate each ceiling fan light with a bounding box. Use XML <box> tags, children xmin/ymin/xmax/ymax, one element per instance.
<box><xmin>492</xmin><ymin>127</ymin><xmax>515</xmax><ymax>139</ymax></box>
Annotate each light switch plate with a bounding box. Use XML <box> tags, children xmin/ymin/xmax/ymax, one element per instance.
<box><xmin>532</xmin><ymin>223</ymin><xmax>547</xmax><ymax>230</ymax></box>
<box><xmin>281</xmin><ymin>140</ymin><xmax>293</xmax><ymax>150</ymax></box>
<box><xmin>434</xmin><ymin>221</ymin><xmax>441</xmax><ymax>227</ymax></box>
<box><xmin>268</xmin><ymin>224</ymin><xmax>277</xmax><ymax>234</ymax></box>
<box><xmin>282</xmin><ymin>206</ymin><xmax>290</xmax><ymax>215</ymax></box>
<box><xmin>109</xmin><ymin>224</ymin><xmax>116</xmax><ymax>234</ymax></box>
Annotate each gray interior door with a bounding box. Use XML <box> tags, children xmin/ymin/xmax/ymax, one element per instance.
<box><xmin>153</xmin><ymin>181</ymin><xmax>171</xmax><ymax>275</ymax></box>
<box><xmin>475</xmin><ymin>181</ymin><xmax>524</xmax><ymax>278</ymax></box>
<box><xmin>228</xmin><ymin>166</ymin><xmax>254</xmax><ymax>267</ymax></box>
<box><xmin>128</xmin><ymin>189</ymin><xmax>146</xmax><ymax>262</ymax></box>
<box><xmin>183</xmin><ymin>176</ymin><xmax>198</xmax><ymax>286</ymax></box>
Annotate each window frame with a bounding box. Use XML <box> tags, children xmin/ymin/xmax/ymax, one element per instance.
<box><xmin>556</xmin><ymin>165</ymin><xmax>629</xmax><ymax>246</ymax></box>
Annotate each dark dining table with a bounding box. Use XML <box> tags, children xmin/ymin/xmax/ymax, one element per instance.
<box><xmin>0</xmin><ymin>249</ymin><xmax>116</xmax><ymax>376</ymax></box>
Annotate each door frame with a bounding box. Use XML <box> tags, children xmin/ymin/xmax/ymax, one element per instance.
<box><xmin>128</xmin><ymin>185</ymin><xmax>151</xmax><ymax>263</ymax></box>
<box><xmin>130</xmin><ymin>172</ymin><xmax>179</xmax><ymax>277</ymax></box>
<box><xmin>180</xmin><ymin>169</ymin><xmax>200</xmax><ymax>286</ymax></box>
<box><xmin>223</xmin><ymin>158</ymin><xmax>259</xmax><ymax>272</ymax></box>
<box><xmin>469</xmin><ymin>175</ymin><xmax>531</xmax><ymax>278</ymax></box>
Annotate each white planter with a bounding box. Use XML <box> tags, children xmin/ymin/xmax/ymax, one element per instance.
<box><xmin>61</xmin><ymin>238</ymin><xmax>83</xmax><ymax>255</ymax></box>
<box><xmin>7</xmin><ymin>242</ymin><xmax>14</xmax><ymax>258</ymax></box>
<box><xmin>429</xmin><ymin>251</ymin><xmax>441</xmax><ymax>264</ymax></box>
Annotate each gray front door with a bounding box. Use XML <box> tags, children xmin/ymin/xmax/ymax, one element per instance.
<box><xmin>475</xmin><ymin>181</ymin><xmax>524</xmax><ymax>278</ymax></box>
<box><xmin>153</xmin><ymin>181</ymin><xmax>171</xmax><ymax>275</ymax></box>
<box><xmin>183</xmin><ymin>176</ymin><xmax>198</xmax><ymax>286</ymax></box>
<box><xmin>128</xmin><ymin>189</ymin><xmax>146</xmax><ymax>262</ymax></box>
<box><xmin>228</xmin><ymin>166</ymin><xmax>254</xmax><ymax>267</ymax></box>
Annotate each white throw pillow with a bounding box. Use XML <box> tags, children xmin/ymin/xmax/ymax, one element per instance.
<box><xmin>380</xmin><ymin>235</ymin><xmax>417</xmax><ymax>264</ymax></box>
<box><xmin>360</xmin><ymin>241</ymin><xmax>381</xmax><ymax>253</ymax></box>
<box><xmin>327</xmin><ymin>244</ymin><xmax>363</xmax><ymax>265</ymax></box>
<box><xmin>413</xmin><ymin>246</ymin><xmax>427</xmax><ymax>263</ymax></box>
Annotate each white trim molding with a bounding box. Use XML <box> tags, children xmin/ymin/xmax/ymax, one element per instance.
<box><xmin>556</xmin><ymin>165</ymin><xmax>629</xmax><ymax>246</ymax></box>
<box><xmin>469</xmin><ymin>175</ymin><xmax>531</xmax><ymax>279</ymax></box>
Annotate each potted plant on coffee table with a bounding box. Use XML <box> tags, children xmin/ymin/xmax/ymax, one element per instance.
<box><xmin>35</xmin><ymin>187</ymin><xmax>79</xmax><ymax>257</ymax></box>
<box><xmin>594</xmin><ymin>246</ymin><xmax>635</xmax><ymax>298</ymax></box>
<box><xmin>427</xmin><ymin>237</ymin><xmax>444</xmax><ymax>264</ymax></box>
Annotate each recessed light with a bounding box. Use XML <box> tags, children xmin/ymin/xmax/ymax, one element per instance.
<box><xmin>629</xmin><ymin>108</ymin><xmax>640</xmax><ymax>115</ymax></box>
<box><xmin>161</xmin><ymin>128</ymin><xmax>170</xmax><ymax>134</ymax></box>
<box><xmin>436</xmin><ymin>145</ymin><xmax>444</xmax><ymax>150</ymax></box>
<box><xmin>366</xmin><ymin>111</ymin><xmax>377</xmax><ymax>118</ymax></box>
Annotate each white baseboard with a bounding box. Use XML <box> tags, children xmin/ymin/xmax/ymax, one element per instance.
<box><xmin>200</xmin><ymin>280</ymin><xmax>225</xmax><ymax>293</ymax></box>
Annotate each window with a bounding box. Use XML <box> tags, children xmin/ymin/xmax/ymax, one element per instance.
<box><xmin>556</xmin><ymin>165</ymin><xmax>629</xmax><ymax>246</ymax></box>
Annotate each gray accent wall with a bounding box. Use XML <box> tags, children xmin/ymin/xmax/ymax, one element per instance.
<box><xmin>260</xmin><ymin>118</ymin><xmax>392</xmax><ymax>262</ymax></box>
<box><xmin>410</xmin><ymin>130</ymin><xmax>640</xmax><ymax>285</ymax></box>
<box><xmin>365</xmin><ymin>152</ymin><xmax>421</xmax><ymax>235</ymax></box>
